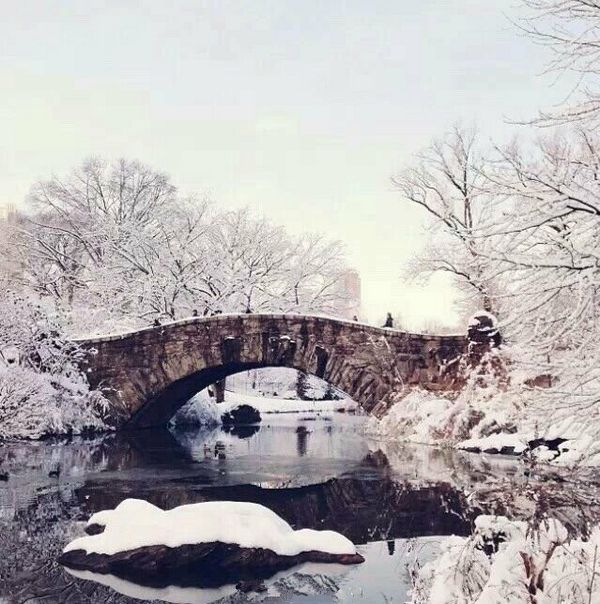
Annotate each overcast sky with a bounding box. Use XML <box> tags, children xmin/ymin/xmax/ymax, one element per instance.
<box><xmin>0</xmin><ymin>1</ymin><xmax>567</xmax><ymax>328</ymax></box>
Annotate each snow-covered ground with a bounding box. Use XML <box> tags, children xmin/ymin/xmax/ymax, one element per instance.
<box><xmin>366</xmin><ymin>387</ymin><xmax>600</xmax><ymax>468</ymax></box>
<box><xmin>171</xmin><ymin>390</ymin><xmax>357</xmax><ymax>428</ymax></box>
<box><xmin>223</xmin><ymin>390</ymin><xmax>356</xmax><ymax>414</ymax></box>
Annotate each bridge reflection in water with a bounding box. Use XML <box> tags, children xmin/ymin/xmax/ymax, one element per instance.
<box><xmin>74</xmin><ymin>431</ymin><xmax>472</xmax><ymax>546</ymax></box>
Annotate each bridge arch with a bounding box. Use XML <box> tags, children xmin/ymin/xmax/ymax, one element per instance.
<box><xmin>78</xmin><ymin>314</ymin><xmax>466</xmax><ymax>429</ymax></box>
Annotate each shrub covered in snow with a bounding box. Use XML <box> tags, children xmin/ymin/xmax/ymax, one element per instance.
<box><xmin>410</xmin><ymin>514</ymin><xmax>600</xmax><ymax>604</ymax></box>
<box><xmin>0</xmin><ymin>292</ymin><xmax>109</xmax><ymax>440</ymax></box>
<box><xmin>0</xmin><ymin>365</ymin><xmax>107</xmax><ymax>440</ymax></box>
<box><xmin>169</xmin><ymin>393</ymin><xmax>220</xmax><ymax>429</ymax></box>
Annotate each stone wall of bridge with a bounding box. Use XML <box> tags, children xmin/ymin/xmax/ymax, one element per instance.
<box><xmin>78</xmin><ymin>314</ymin><xmax>467</xmax><ymax>428</ymax></box>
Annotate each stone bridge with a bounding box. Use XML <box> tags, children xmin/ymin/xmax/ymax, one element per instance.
<box><xmin>77</xmin><ymin>314</ymin><xmax>467</xmax><ymax>428</ymax></box>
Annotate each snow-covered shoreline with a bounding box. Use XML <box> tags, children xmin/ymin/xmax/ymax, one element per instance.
<box><xmin>171</xmin><ymin>390</ymin><xmax>357</xmax><ymax>429</ymax></box>
<box><xmin>365</xmin><ymin>387</ymin><xmax>600</xmax><ymax>468</ymax></box>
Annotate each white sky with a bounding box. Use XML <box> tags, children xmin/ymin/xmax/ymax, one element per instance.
<box><xmin>0</xmin><ymin>1</ymin><xmax>568</xmax><ymax>329</ymax></box>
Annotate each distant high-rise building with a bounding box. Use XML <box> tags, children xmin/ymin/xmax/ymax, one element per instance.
<box><xmin>0</xmin><ymin>203</ymin><xmax>19</xmax><ymax>282</ymax></box>
<box><xmin>336</xmin><ymin>268</ymin><xmax>362</xmax><ymax>320</ymax></box>
<box><xmin>0</xmin><ymin>203</ymin><xmax>17</xmax><ymax>223</ymax></box>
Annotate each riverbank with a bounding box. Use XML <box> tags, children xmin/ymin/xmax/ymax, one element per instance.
<box><xmin>366</xmin><ymin>386</ymin><xmax>600</xmax><ymax>469</ymax></box>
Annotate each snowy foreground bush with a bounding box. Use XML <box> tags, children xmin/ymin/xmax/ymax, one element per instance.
<box><xmin>0</xmin><ymin>365</ymin><xmax>107</xmax><ymax>440</ymax></box>
<box><xmin>0</xmin><ymin>292</ymin><xmax>109</xmax><ymax>440</ymax></box>
<box><xmin>411</xmin><ymin>515</ymin><xmax>600</xmax><ymax>604</ymax></box>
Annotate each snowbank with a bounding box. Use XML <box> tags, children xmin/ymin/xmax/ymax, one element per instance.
<box><xmin>366</xmin><ymin>378</ymin><xmax>600</xmax><ymax>467</ymax></box>
<box><xmin>410</xmin><ymin>514</ymin><xmax>599</xmax><ymax>604</ymax></box>
<box><xmin>365</xmin><ymin>391</ymin><xmax>454</xmax><ymax>444</ymax></box>
<box><xmin>171</xmin><ymin>390</ymin><xmax>356</xmax><ymax>428</ymax></box>
<box><xmin>64</xmin><ymin>498</ymin><xmax>359</xmax><ymax>558</ymax></box>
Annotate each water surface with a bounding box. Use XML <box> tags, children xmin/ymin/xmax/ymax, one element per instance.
<box><xmin>0</xmin><ymin>411</ymin><xmax>597</xmax><ymax>603</ymax></box>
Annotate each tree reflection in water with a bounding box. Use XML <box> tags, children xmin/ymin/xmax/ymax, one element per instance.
<box><xmin>1</xmin><ymin>416</ymin><xmax>599</xmax><ymax>603</ymax></box>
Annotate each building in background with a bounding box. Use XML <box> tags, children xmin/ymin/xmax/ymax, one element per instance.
<box><xmin>0</xmin><ymin>203</ymin><xmax>16</xmax><ymax>221</ymax></box>
<box><xmin>0</xmin><ymin>203</ymin><xmax>19</xmax><ymax>282</ymax></box>
<box><xmin>336</xmin><ymin>268</ymin><xmax>363</xmax><ymax>321</ymax></box>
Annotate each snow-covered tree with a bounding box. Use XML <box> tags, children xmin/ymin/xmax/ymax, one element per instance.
<box><xmin>480</xmin><ymin>131</ymin><xmax>600</xmax><ymax>422</ymax></box>
<box><xmin>519</xmin><ymin>0</ymin><xmax>600</xmax><ymax>126</ymax></box>
<box><xmin>393</xmin><ymin>126</ymin><xmax>501</xmax><ymax>314</ymax></box>
<box><xmin>1</xmin><ymin>159</ymin><xmax>349</xmax><ymax>336</ymax></box>
<box><xmin>0</xmin><ymin>289</ymin><xmax>108</xmax><ymax>439</ymax></box>
<box><xmin>280</xmin><ymin>233</ymin><xmax>347</xmax><ymax>315</ymax></box>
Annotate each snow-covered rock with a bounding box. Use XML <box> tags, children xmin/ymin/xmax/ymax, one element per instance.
<box><xmin>60</xmin><ymin>499</ymin><xmax>364</xmax><ymax>586</ymax></box>
<box><xmin>65</xmin><ymin>499</ymin><xmax>359</xmax><ymax>557</ymax></box>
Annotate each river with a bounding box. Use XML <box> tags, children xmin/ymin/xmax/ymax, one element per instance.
<box><xmin>1</xmin><ymin>410</ymin><xmax>599</xmax><ymax>603</ymax></box>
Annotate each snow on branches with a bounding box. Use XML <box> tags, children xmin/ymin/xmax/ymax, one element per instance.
<box><xmin>2</xmin><ymin>159</ymin><xmax>349</xmax><ymax>337</ymax></box>
<box><xmin>410</xmin><ymin>515</ymin><xmax>600</xmax><ymax>604</ymax></box>
<box><xmin>0</xmin><ymin>158</ymin><xmax>350</xmax><ymax>438</ymax></box>
<box><xmin>396</xmin><ymin>124</ymin><xmax>600</xmax><ymax>447</ymax></box>
<box><xmin>0</xmin><ymin>291</ymin><xmax>108</xmax><ymax>440</ymax></box>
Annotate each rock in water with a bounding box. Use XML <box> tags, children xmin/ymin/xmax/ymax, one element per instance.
<box><xmin>59</xmin><ymin>499</ymin><xmax>363</xmax><ymax>588</ymax></box>
<box><xmin>221</xmin><ymin>404</ymin><xmax>261</xmax><ymax>425</ymax></box>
